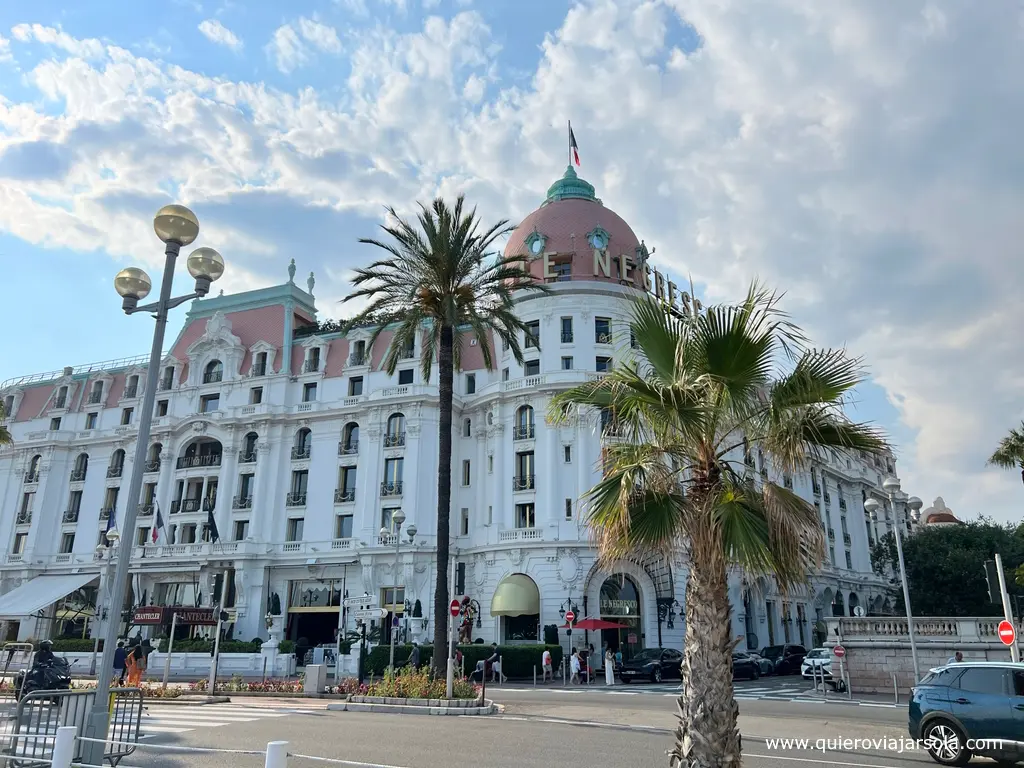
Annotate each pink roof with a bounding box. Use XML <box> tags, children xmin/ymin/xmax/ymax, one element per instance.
<box><xmin>325</xmin><ymin>339</ymin><xmax>348</xmax><ymax>378</ymax></box>
<box><xmin>291</xmin><ymin>346</ymin><xmax>305</xmax><ymax>375</ymax></box>
<box><xmin>170</xmin><ymin>305</ymin><xmax>287</xmax><ymax>373</ymax></box>
<box><xmin>370</xmin><ymin>331</ymin><xmax>394</xmax><ymax>371</ymax></box>
<box><xmin>458</xmin><ymin>329</ymin><xmax>494</xmax><ymax>371</ymax></box>
<box><xmin>15</xmin><ymin>385</ymin><xmax>53</xmax><ymax>422</ymax></box>
<box><xmin>106</xmin><ymin>374</ymin><xmax>126</xmax><ymax>405</ymax></box>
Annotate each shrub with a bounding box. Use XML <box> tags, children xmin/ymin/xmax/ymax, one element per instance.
<box><xmin>51</xmin><ymin>638</ymin><xmax>96</xmax><ymax>652</ymax></box>
<box><xmin>364</xmin><ymin>644</ymin><xmax>562</xmax><ymax>678</ymax></box>
<box><xmin>279</xmin><ymin>640</ymin><xmax>295</xmax><ymax>654</ymax></box>
<box><xmin>364</xmin><ymin>667</ymin><xmax>477</xmax><ymax>700</ymax></box>
<box><xmin>188</xmin><ymin>677</ymin><xmax>303</xmax><ymax>694</ymax></box>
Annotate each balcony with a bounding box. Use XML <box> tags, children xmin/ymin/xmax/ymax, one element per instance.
<box><xmin>16</xmin><ymin>509</ymin><xmax>31</xmax><ymax>525</ymax></box>
<box><xmin>348</xmin><ymin>353</ymin><xmax>366</xmax><ymax>367</ymax></box>
<box><xmin>512</xmin><ymin>424</ymin><xmax>535</xmax><ymax>441</ymax></box>
<box><xmin>812</xmin><ymin>483</ymin><xmax>821</xmax><ymax>495</ymax></box>
<box><xmin>399</xmin><ymin>347</ymin><xmax>415</xmax><ymax>360</ymax></box>
<box><xmin>291</xmin><ymin>445</ymin><xmax>311</xmax><ymax>460</ymax></box>
<box><xmin>106</xmin><ymin>465</ymin><xmax>123</xmax><ymax>479</ymax></box>
<box><xmin>238</xmin><ymin>450</ymin><xmax>257</xmax><ymax>464</ymax></box>
<box><xmin>176</xmin><ymin>454</ymin><xmax>222</xmax><ymax>470</ymax></box>
<box><xmin>143</xmin><ymin>460</ymin><xmax>160</xmax><ymax>473</ymax></box>
<box><xmin>383</xmin><ymin>433</ymin><xmax>405</xmax><ymax>448</ymax></box>
<box><xmin>233</xmin><ymin>495</ymin><xmax>252</xmax><ymax>510</ymax></box>
<box><xmin>24</xmin><ymin>471</ymin><xmax>38</xmax><ymax>484</ymax></box>
<box><xmin>334</xmin><ymin>488</ymin><xmax>356</xmax><ymax>504</ymax></box>
<box><xmin>843</xmin><ymin>533</ymin><xmax>852</xmax><ymax>546</ymax></box>
<box><xmin>377</xmin><ymin>533</ymin><xmax>398</xmax><ymax>547</ymax></box>
<box><xmin>595</xmin><ymin>332</ymin><xmax>612</xmax><ymax>345</ymax></box>
<box><xmin>827</xmin><ymin>529</ymin><xmax>835</xmax><ymax>541</ymax></box>
<box><xmin>137</xmin><ymin>503</ymin><xmax>154</xmax><ymax>517</ymax></box>
<box><xmin>182</xmin><ymin>498</ymin><xmax>202</xmax><ymax>513</ymax></box>
<box><xmin>87</xmin><ymin>392</ymin><xmax>103</xmax><ymax>405</ymax></box>
<box><xmin>499</xmin><ymin>528</ymin><xmax>543</xmax><ymax>543</ymax></box>
<box><xmin>158</xmin><ymin>380</ymin><xmax>173</xmax><ymax>392</ymax></box>
<box><xmin>303</xmin><ymin>359</ymin><xmax>320</xmax><ymax>373</ymax></box>
<box><xmin>286</xmin><ymin>493</ymin><xmax>307</xmax><ymax>507</ymax></box>
<box><xmin>70</xmin><ymin>469</ymin><xmax>87</xmax><ymax>482</ymax></box>
<box><xmin>561</xmin><ymin>330</ymin><xmax>574</xmax><ymax>343</ymax></box>
<box><xmin>275</xmin><ymin>539</ymin><xmax>357</xmax><ymax>555</ymax></box>
<box><xmin>122</xmin><ymin>386</ymin><xmax>138</xmax><ymax>400</ymax></box>
<box><xmin>250</xmin><ymin>363</ymin><xmax>266</xmax><ymax>377</ymax></box>
<box><xmin>202</xmin><ymin>497</ymin><xmax>217</xmax><ymax>512</ymax></box>
<box><xmin>512</xmin><ymin>475</ymin><xmax>536</xmax><ymax>492</ymax></box>
<box><xmin>839</xmin><ymin>498</ymin><xmax>847</xmax><ymax>511</ymax></box>
<box><xmin>202</xmin><ymin>370</ymin><xmax>223</xmax><ymax>384</ymax></box>
<box><xmin>62</xmin><ymin>509</ymin><xmax>79</xmax><ymax>524</ymax></box>
<box><xmin>99</xmin><ymin>507</ymin><xmax>113</xmax><ymax>521</ymax></box>
<box><xmin>54</xmin><ymin>397</ymin><xmax>67</xmax><ymax>410</ymax></box>
<box><xmin>380</xmin><ymin>481</ymin><xmax>403</xmax><ymax>497</ymax></box>
<box><xmin>824</xmin><ymin>492</ymin><xmax>831</xmax><ymax>504</ymax></box>
<box><xmin>338</xmin><ymin>441</ymin><xmax>358</xmax><ymax>456</ymax></box>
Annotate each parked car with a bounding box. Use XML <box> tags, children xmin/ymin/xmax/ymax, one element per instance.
<box><xmin>732</xmin><ymin>653</ymin><xmax>761</xmax><ymax>680</ymax></box>
<box><xmin>800</xmin><ymin>648</ymin><xmax>846</xmax><ymax>691</ymax></box>
<box><xmin>909</xmin><ymin>661</ymin><xmax>1024</xmax><ymax>766</ymax></box>
<box><xmin>760</xmin><ymin>644</ymin><xmax>807</xmax><ymax>675</ymax></box>
<box><xmin>745</xmin><ymin>652</ymin><xmax>774</xmax><ymax>676</ymax></box>
<box><xmin>618</xmin><ymin>648</ymin><xmax>683</xmax><ymax>684</ymax></box>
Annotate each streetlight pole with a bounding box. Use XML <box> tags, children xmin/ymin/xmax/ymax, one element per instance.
<box><xmin>865</xmin><ymin>480</ymin><xmax>923</xmax><ymax>684</ymax></box>
<box><xmin>82</xmin><ymin>206</ymin><xmax>225</xmax><ymax>767</ymax></box>
<box><xmin>89</xmin><ymin>531</ymin><xmax>120</xmax><ymax>676</ymax></box>
<box><xmin>385</xmin><ymin>509</ymin><xmax>406</xmax><ymax>674</ymax></box>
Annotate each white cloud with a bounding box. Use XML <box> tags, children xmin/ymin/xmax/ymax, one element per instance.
<box><xmin>10</xmin><ymin>23</ymin><xmax>104</xmax><ymax>58</ymax></box>
<box><xmin>266</xmin><ymin>17</ymin><xmax>342</xmax><ymax>73</ymax></box>
<box><xmin>198</xmin><ymin>19</ymin><xmax>242</xmax><ymax>51</ymax></box>
<box><xmin>297</xmin><ymin>18</ymin><xmax>342</xmax><ymax>55</ymax></box>
<box><xmin>0</xmin><ymin>35</ymin><xmax>11</xmax><ymax>63</ymax></box>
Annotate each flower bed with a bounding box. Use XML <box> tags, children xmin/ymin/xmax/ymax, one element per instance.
<box><xmin>189</xmin><ymin>676</ymin><xmax>304</xmax><ymax>694</ymax></box>
<box><xmin>351</xmin><ymin>667</ymin><xmax>478</xmax><ymax>700</ymax></box>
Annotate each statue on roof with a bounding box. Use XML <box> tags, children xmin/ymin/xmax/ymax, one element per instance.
<box><xmin>288</xmin><ymin>258</ymin><xmax>296</xmax><ymax>284</ymax></box>
<box><xmin>307</xmin><ymin>272</ymin><xmax>315</xmax><ymax>295</ymax></box>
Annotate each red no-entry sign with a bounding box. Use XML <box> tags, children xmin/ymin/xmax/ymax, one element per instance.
<box><xmin>833</xmin><ymin>645</ymin><xmax>846</xmax><ymax>658</ymax></box>
<box><xmin>565</xmin><ymin>610</ymin><xmax>576</xmax><ymax>624</ymax></box>
<box><xmin>998</xmin><ymin>619</ymin><xmax>1016</xmax><ymax>646</ymax></box>
<box><xmin>450</xmin><ymin>599</ymin><xmax>461</xmax><ymax>617</ymax></box>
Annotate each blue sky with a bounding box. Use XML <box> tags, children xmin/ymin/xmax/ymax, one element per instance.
<box><xmin>0</xmin><ymin>0</ymin><xmax>1020</xmax><ymax>521</ymax></box>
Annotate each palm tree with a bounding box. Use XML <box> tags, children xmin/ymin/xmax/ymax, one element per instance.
<box><xmin>550</xmin><ymin>284</ymin><xmax>885</xmax><ymax>767</ymax></box>
<box><xmin>343</xmin><ymin>195</ymin><xmax>546</xmax><ymax>676</ymax></box>
<box><xmin>988</xmin><ymin>423</ymin><xmax>1024</xmax><ymax>486</ymax></box>
<box><xmin>0</xmin><ymin>402</ymin><xmax>12</xmax><ymax>447</ymax></box>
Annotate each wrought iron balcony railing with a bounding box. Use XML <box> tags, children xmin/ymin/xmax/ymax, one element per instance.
<box><xmin>383</xmin><ymin>433</ymin><xmax>405</xmax><ymax>448</ymax></box>
<box><xmin>143</xmin><ymin>459</ymin><xmax>160</xmax><ymax>473</ymax></box>
<box><xmin>106</xmin><ymin>465</ymin><xmax>123</xmax><ymax>479</ymax></box>
<box><xmin>70</xmin><ymin>469</ymin><xmax>87</xmax><ymax>482</ymax></box>
<box><xmin>512</xmin><ymin>424</ymin><xmax>535</xmax><ymax>441</ymax></box>
<box><xmin>286</xmin><ymin>493</ymin><xmax>307</xmax><ymax>507</ymax></box>
<box><xmin>202</xmin><ymin>370</ymin><xmax>223</xmax><ymax>384</ymax></box>
<box><xmin>291</xmin><ymin>445</ymin><xmax>311</xmax><ymax>460</ymax></box>
<box><xmin>338</xmin><ymin>441</ymin><xmax>358</xmax><ymax>456</ymax></box>
<box><xmin>176</xmin><ymin>454</ymin><xmax>222</xmax><ymax>469</ymax></box>
<box><xmin>233</xmin><ymin>495</ymin><xmax>253</xmax><ymax>510</ymax></box>
<box><xmin>512</xmin><ymin>475</ymin><xmax>536</xmax><ymax>492</ymax></box>
<box><xmin>334</xmin><ymin>488</ymin><xmax>356</xmax><ymax>503</ymax></box>
<box><xmin>62</xmin><ymin>509</ymin><xmax>79</xmax><ymax>524</ymax></box>
<box><xmin>238</xmin><ymin>450</ymin><xmax>257</xmax><ymax>463</ymax></box>
<box><xmin>380</xmin><ymin>481</ymin><xmax>403</xmax><ymax>497</ymax></box>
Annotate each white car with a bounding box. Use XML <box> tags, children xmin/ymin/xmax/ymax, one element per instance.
<box><xmin>800</xmin><ymin>647</ymin><xmax>847</xmax><ymax>691</ymax></box>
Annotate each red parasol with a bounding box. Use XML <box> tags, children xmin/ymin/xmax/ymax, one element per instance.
<box><xmin>559</xmin><ymin>617</ymin><xmax>629</xmax><ymax>631</ymax></box>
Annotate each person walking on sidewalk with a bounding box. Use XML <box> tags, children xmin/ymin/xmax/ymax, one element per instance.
<box><xmin>605</xmin><ymin>649</ymin><xmax>615</xmax><ymax>685</ymax></box>
<box><xmin>570</xmin><ymin>649</ymin><xmax>581</xmax><ymax>685</ymax></box>
<box><xmin>542</xmin><ymin>648</ymin><xmax>553</xmax><ymax>682</ymax></box>
<box><xmin>113</xmin><ymin>641</ymin><xmax>127</xmax><ymax>686</ymax></box>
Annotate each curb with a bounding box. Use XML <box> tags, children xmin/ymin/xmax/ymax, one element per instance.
<box><xmin>327</xmin><ymin>698</ymin><xmax>497</xmax><ymax>716</ymax></box>
<box><xmin>142</xmin><ymin>695</ymin><xmax>231</xmax><ymax>706</ymax></box>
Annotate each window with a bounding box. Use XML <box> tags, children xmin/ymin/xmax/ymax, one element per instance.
<box><xmin>383</xmin><ymin>458</ymin><xmax>404</xmax><ymax>494</ymax></box>
<box><xmin>552</xmin><ymin>261</ymin><xmax>571</xmax><ymax>281</ymax></box>
<box><xmin>156</xmin><ymin>399</ymin><xmax>168</xmax><ymax>416</ymax></box>
<box><xmin>237</xmin><ymin>473</ymin><xmax>255</xmax><ymax>503</ymax></box>
<box><xmin>560</xmin><ymin>317</ymin><xmax>573</xmax><ymax>343</ymax></box>
<box><xmin>50</xmin><ymin>417</ymin><xmax>62</xmax><ymax>431</ymax></box>
<box><xmin>294</xmin><ymin>428</ymin><xmax>312</xmax><ymax>458</ymax></box>
<box><xmin>136</xmin><ymin>527</ymin><xmax>150</xmax><ymax>546</ymax></box>
<box><xmin>342</xmin><ymin>422</ymin><xmax>359</xmax><ymax>453</ymax></box>
<box><xmin>200</xmin><ymin>394</ymin><xmax>220</xmax><ymax>413</ymax></box>
<box><xmin>338</xmin><ymin>466</ymin><xmax>356</xmax><ymax>499</ymax></box>
<box><xmin>250</xmin><ymin>387</ymin><xmax>263</xmax><ymax>405</ymax></box>
<box><xmin>85</xmin><ymin>412</ymin><xmax>98</xmax><ymax>429</ymax></box>
<box><xmin>524</xmin><ymin>360</ymin><xmax>540</xmax><ymax>376</ymax></box>
<box><xmin>287</xmin><ymin>518</ymin><xmax>305</xmax><ymax>542</ymax></box>
<box><xmin>524</xmin><ymin>320</ymin><xmax>540</xmax><ymax>349</ymax></box>
<box><xmin>465</xmin><ymin>374</ymin><xmax>476</xmax><ymax>394</ymax></box>
<box><xmin>55</xmin><ymin>385</ymin><xmax>68</xmax><ymax>409</ymax></box>
<box><xmin>630</xmin><ymin>330</ymin><xmax>637</xmax><ymax>349</ymax></box>
<box><xmin>463</xmin><ymin>418</ymin><xmax>471</xmax><ymax>437</ymax></box>
<box><xmin>515</xmin><ymin>503</ymin><xmax>536</xmax><ymax>529</ymax></box>
<box><xmin>845</xmin><ymin>551</ymin><xmax>852</xmax><ymax>569</ymax></box>
<box><xmin>487</xmin><ymin>505</ymin><xmax>493</xmax><ymax>526</ymax></box>
<box><xmin>302</xmin><ymin>383</ymin><xmax>317</xmax><ymax>402</ymax></box>
<box><xmin>595</xmin><ymin>317</ymin><xmax>612</xmax><ymax>344</ymax></box>
<box><xmin>596</xmin><ymin>356</ymin><xmax>612</xmax><ymax>373</ymax></box>
<box><xmin>184</xmin><ymin>524</ymin><xmax>200</xmax><ymax>544</ymax></box>
<box><xmin>565</xmin><ymin>499</ymin><xmax>573</xmax><ymax>520</ymax></box>
<box><xmin>12</xmin><ymin>533</ymin><xmax>27</xmax><ymax>554</ymax></box>
<box><xmin>203</xmin><ymin>360</ymin><xmax>223</xmax><ymax>384</ymax></box>
<box><xmin>241</xmin><ymin>432</ymin><xmax>258</xmax><ymax>461</ymax></box>
<box><xmin>350</xmin><ymin>340</ymin><xmax>367</xmax><ymax>366</ymax></box>
<box><xmin>349</xmin><ymin>377</ymin><xmax>364</xmax><ymax>396</ymax></box>
<box><xmin>461</xmin><ymin>460</ymin><xmax>471</xmax><ymax>486</ymax></box>
<box><xmin>233</xmin><ymin>520</ymin><xmax>250</xmax><ymax>541</ymax></box>
<box><xmin>121</xmin><ymin>408</ymin><xmax>133</xmax><ymax>425</ymax></box>
<box><xmin>60</xmin><ymin>533</ymin><xmax>75</xmax><ymax>554</ymax></box>
<box><xmin>564</xmin><ymin>445</ymin><xmax>572</xmax><ymax>463</ymax></box>
<box><xmin>4</xmin><ymin>394</ymin><xmax>14</xmax><ymax>414</ymax></box>
<box><xmin>290</xmin><ymin>470</ymin><xmax>309</xmax><ymax>496</ymax></box>
<box><xmin>515</xmin><ymin>405</ymin><xmax>535</xmax><ymax>440</ymax></box>
<box><xmin>161</xmin><ymin>366</ymin><xmax>175</xmax><ymax>390</ymax></box>
<box><xmin>254</xmin><ymin>351</ymin><xmax>268</xmax><ymax>376</ymax></box>
<box><xmin>68</xmin><ymin>490</ymin><xmax>83</xmax><ymax>515</ymax></box>
<box><xmin>381</xmin><ymin>507</ymin><xmax>402</xmax><ymax>532</ymax></box>
<box><xmin>502</xmin><ymin>367</ymin><xmax>509</xmax><ymax>381</ymax></box>
<box><xmin>335</xmin><ymin>514</ymin><xmax>353</xmax><ymax>539</ymax></box>
<box><xmin>957</xmin><ymin>667</ymin><xmax>1006</xmax><ymax>695</ymax></box>
<box><xmin>306</xmin><ymin>347</ymin><xmax>321</xmax><ymax>373</ymax></box>
<box><xmin>561</xmin><ymin>356</ymin><xmax>574</xmax><ymax>370</ymax></box>
<box><xmin>385</xmin><ymin>413</ymin><xmax>406</xmax><ymax>447</ymax></box>
<box><xmin>398</xmin><ymin>369</ymin><xmax>414</xmax><ymax>385</ymax></box>
<box><xmin>142</xmin><ymin>482</ymin><xmax>157</xmax><ymax>506</ymax></box>
<box><xmin>460</xmin><ymin>508</ymin><xmax>469</xmax><ymax>536</ymax></box>
<box><xmin>488</xmin><ymin>454</ymin><xmax>493</xmax><ymax>473</ymax></box>
<box><xmin>515</xmin><ymin>452</ymin><xmax>535</xmax><ymax>490</ymax></box>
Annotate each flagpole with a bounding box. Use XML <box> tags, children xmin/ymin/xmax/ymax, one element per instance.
<box><xmin>568</xmin><ymin>120</ymin><xmax>571</xmax><ymax>166</ymax></box>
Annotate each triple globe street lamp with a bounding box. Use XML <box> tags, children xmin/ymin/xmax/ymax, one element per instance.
<box><xmin>380</xmin><ymin>510</ymin><xmax>416</xmax><ymax>673</ymax></box>
<box><xmin>83</xmin><ymin>205</ymin><xmax>225</xmax><ymax>766</ymax></box>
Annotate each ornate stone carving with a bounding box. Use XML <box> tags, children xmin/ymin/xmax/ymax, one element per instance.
<box><xmin>556</xmin><ymin>548</ymin><xmax>582</xmax><ymax>590</ymax></box>
<box><xmin>191</xmin><ymin>421</ymin><xmax>208</xmax><ymax>434</ymax></box>
<box><xmin>508</xmin><ymin>548</ymin><xmax>523</xmax><ymax>567</ymax></box>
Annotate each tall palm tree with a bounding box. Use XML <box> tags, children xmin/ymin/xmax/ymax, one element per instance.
<box><xmin>0</xmin><ymin>402</ymin><xmax>12</xmax><ymax>446</ymax></box>
<box><xmin>988</xmin><ymin>423</ymin><xmax>1024</xmax><ymax>486</ymax></box>
<box><xmin>343</xmin><ymin>195</ymin><xmax>546</xmax><ymax>676</ymax></box>
<box><xmin>550</xmin><ymin>284</ymin><xmax>885</xmax><ymax>767</ymax></box>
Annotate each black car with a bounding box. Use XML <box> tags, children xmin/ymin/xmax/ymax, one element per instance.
<box><xmin>618</xmin><ymin>648</ymin><xmax>683</xmax><ymax>684</ymax></box>
<box><xmin>760</xmin><ymin>644</ymin><xmax>807</xmax><ymax>675</ymax></box>
<box><xmin>732</xmin><ymin>653</ymin><xmax>761</xmax><ymax>680</ymax></box>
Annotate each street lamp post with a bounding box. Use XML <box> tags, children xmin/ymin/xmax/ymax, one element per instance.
<box><xmin>384</xmin><ymin>509</ymin><xmax>407</xmax><ymax>674</ymax></box>
<box><xmin>865</xmin><ymin>480</ymin><xmax>923</xmax><ymax>684</ymax></box>
<box><xmin>82</xmin><ymin>205</ymin><xmax>225</xmax><ymax>767</ymax></box>
<box><xmin>88</xmin><ymin>528</ymin><xmax>120</xmax><ymax>676</ymax></box>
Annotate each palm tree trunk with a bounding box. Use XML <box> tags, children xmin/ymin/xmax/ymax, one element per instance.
<box><xmin>671</xmin><ymin>544</ymin><xmax>741</xmax><ymax>767</ymax></box>
<box><xmin>431</xmin><ymin>324</ymin><xmax>455</xmax><ymax>677</ymax></box>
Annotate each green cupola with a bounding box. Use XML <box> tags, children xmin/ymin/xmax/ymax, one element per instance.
<box><xmin>544</xmin><ymin>166</ymin><xmax>601</xmax><ymax>204</ymax></box>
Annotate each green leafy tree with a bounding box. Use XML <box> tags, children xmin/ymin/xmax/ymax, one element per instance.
<box><xmin>871</xmin><ymin>521</ymin><xmax>1024</xmax><ymax>616</ymax></box>
<box><xmin>550</xmin><ymin>285</ymin><xmax>884</xmax><ymax>767</ymax></box>
<box><xmin>988</xmin><ymin>422</ymin><xmax>1024</xmax><ymax>486</ymax></box>
<box><xmin>343</xmin><ymin>196</ymin><xmax>545</xmax><ymax>676</ymax></box>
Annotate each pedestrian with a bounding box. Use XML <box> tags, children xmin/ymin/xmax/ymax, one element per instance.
<box><xmin>113</xmin><ymin>641</ymin><xmax>127</xmax><ymax>686</ymax></box>
<box><xmin>947</xmin><ymin>650</ymin><xmax>964</xmax><ymax>665</ymax></box>
<box><xmin>570</xmin><ymin>648</ymin><xmax>581</xmax><ymax>685</ymax></box>
<box><xmin>410</xmin><ymin>642</ymin><xmax>421</xmax><ymax>670</ymax></box>
<box><xmin>605</xmin><ymin>648</ymin><xmax>615</xmax><ymax>686</ymax></box>
<box><xmin>542</xmin><ymin>648</ymin><xmax>553</xmax><ymax>682</ymax></box>
<box><xmin>126</xmin><ymin>641</ymin><xmax>145</xmax><ymax>687</ymax></box>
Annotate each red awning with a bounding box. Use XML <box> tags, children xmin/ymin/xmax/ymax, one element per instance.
<box><xmin>560</xmin><ymin>617</ymin><xmax>629</xmax><ymax>631</ymax></box>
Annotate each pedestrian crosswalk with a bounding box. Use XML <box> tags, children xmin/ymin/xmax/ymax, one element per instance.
<box><xmin>140</xmin><ymin>700</ymin><xmax>326</xmax><ymax>735</ymax></box>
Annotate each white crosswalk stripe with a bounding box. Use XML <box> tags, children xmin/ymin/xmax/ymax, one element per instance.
<box><xmin>140</xmin><ymin>701</ymin><xmax>322</xmax><ymax>735</ymax></box>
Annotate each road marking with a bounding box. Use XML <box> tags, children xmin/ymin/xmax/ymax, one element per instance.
<box><xmin>742</xmin><ymin>753</ymin><xmax>903</xmax><ymax>768</ymax></box>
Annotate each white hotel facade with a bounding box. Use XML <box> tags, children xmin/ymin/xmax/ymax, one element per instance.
<box><xmin>0</xmin><ymin>167</ymin><xmax>911</xmax><ymax>660</ymax></box>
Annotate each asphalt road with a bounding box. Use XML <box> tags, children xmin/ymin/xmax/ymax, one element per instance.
<box><xmin>108</xmin><ymin>690</ymin><xmax>940</xmax><ymax>768</ymax></box>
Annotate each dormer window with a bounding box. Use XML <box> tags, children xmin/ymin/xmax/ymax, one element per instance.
<box><xmin>524</xmin><ymin>229</ymin><xmax>547</xmax><ymax>256</ymax></box>
<box><xmin>304</xmin><ymin>347</ymin><xmax>321</xmax><ymax>374</ymax></box>
<box><xmin>2</xmin><ymin>395</ymin><xmax>14</xmax><ymax>417</ymax></box>
<box><xmin>160</xmin><ymin>366</ymin><xmax>175</xmax><ymax>391</ymax></box>
<box><xmin>88</xmin><ymin>381</ymin><xmax>104</xmax><ymax>405</ymax></box>
<box><xmin>203</xmin><ymin>360</ymin><xmax>223</xmax><ymax>384</ymax></box>
<box><xmin>253</xmin><ymin>352</ymin><xmax>268</xmax><ymax>377</ymax></box>
<box><xmin>124</xmin><ymin>375</ymin><xmax>140</xmax><ymax>399</ymax></box>
<box><xmin>587</xmin><ymin>227</ymin><xmax>610</xmax><ymax>250</ymax></box>
<box><xmin>55</xmin><ymin>386</ymin><xmax>68</xmax><ymax>409</ymax></box>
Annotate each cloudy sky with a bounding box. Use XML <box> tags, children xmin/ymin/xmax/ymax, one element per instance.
<box><xmin>0</xmin><ymin>0</ymin><xmax>1021</xmax><ymax>523</ymax></box>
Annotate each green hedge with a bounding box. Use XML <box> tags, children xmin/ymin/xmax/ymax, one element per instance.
<box><xmin>52</xmin><ymin>638</ymin><xmax>95</xmax><ymax>652</ymax></box>
<box><xmin>365</xmin><ymin>644</ymin><xmax>563</xmax><ymax>678</ymax></box>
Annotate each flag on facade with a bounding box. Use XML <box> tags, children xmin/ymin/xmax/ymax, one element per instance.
<box><xmin>569</xmin><ymin>121</ymin><xmax>580</xmax><ymax>167</ymax></box>
<box><xmin>207</xmin><ymin>507</ymin><xmax>220</xmax><ymax>544</ymax></box>
<box><xmin>152</xmin><ymin>501</ymin><xmax>165</xmax><ymax>543</ymax></box>
<box><xmin>105</xmin><ymin>508</ymin><xmax>115</xmax><ymax>537</ymax></box>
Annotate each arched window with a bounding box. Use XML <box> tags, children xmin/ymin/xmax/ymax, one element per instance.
<box><xmin>514</xmin><ymin>406</ymin><xmax>534</xmax><ymax>440</ymax></box>
<box><xmin>293</xmin><ymin>427</ymin><xmax>312</xmax><ymax>459</ymax></box>
<box><xmin>241</xmin><ymin>432</ymin><xmax>258</xmax><ymax>462</ymax></box>
<box><xmin>108</xmin><ymin>449</ymin><xmax>125</xmax><ymax>478</ymax></box>
<box><xmin>463</xmin><ymin>418</ymin><xmax>472</xmax><ymax>438</ymax></box>
<box><xmin>26</xmin><ymin>454</ymin><xmax>41</xmax><ymax>482</ymax></box>
<box><xmin>3</xmin><ymin>395</ymin><xmax>14</xmax><ymax>416</ymax></box>
<box><xmin>71</xmin><ymin>453</ymin><xmax>89</xmax><ymax>482</ymax></box>
<box><xmin>56</xmin><ymin>385</ymin><xmax>68</xmax><ymax>409</ymax></box>
<box><xmin>126</xmin><ymin>374</ymin><xmax>140</xmax><ymax>398</ymax></box>
<box><xmin>342</xmin><ymin>423</ymin><xmax>359</xmax><ymax>454</ymax></box>
<box><xmin>385</xmin><ymin>413</ymin><xmax>406</xmax><ymax>448</ymax></box>
<box><xmin>203</xmin><ymin>360</ymin><xmax>223</xmax><ymax>384</ymax></box>
<box><xmin>89</xmin><ymin>380</ymin><xmax>103</xmax><ymax>404</ymax></box>
<box><xmin>145</xmin><ymin>443</ymin><xmax>162</xmax><ymax>472</ymax></box>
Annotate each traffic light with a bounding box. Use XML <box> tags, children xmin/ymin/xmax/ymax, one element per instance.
<box><xmin>456</xmin><ymin>562</ymin><xmax>466</xmax><ymax>596</ymax></box>
<box><xmin>984</xmin><ymin>560</ymin><xmax>1001</xmax><ymax>604</ymax></box>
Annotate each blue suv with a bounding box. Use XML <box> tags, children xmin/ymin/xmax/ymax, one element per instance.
<box><xmin>909</xmin><ymin>661</ymin><xmax>1024</xmax><ymax>765</ymax></box>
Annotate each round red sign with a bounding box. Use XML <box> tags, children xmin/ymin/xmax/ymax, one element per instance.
<box><xmin>998</xmin><ymin>619</ymin><xmax>1016</xmax><ymax>646</ymax></box>
<box><xmin>450</xmin><ymin>599</ymin><xmax>461</xmax><ymax>617</ymax></box>
<box><xmin>833</xmin><ymin>645</ymin><xmax>846</xmax><ymax>658</ymax></box>
<box><xmin>565</xmin><ymin>610</ymin><xmax>576</xmax><ymax>624</ymax></box>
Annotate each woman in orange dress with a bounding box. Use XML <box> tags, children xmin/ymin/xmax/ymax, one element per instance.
<box><xmin>125</xmin><ymin>643</ymin><xmax>143</xmax><ymax>687</ymax></box>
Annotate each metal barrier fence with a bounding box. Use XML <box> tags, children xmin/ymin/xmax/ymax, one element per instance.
<box><xmin>0</xmin><ymin>687</ymin><xmax>142</xmax><ymax>768</ymax></box>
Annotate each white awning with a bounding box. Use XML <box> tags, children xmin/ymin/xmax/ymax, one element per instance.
<box><xmin>0</xmin><ymin>573</ymin><xmax>98</xmax><ymax>619</ymax></box>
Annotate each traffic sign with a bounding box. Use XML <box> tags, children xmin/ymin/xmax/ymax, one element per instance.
<box><xmin>450</xmin><ymin>599</ymin><xmax>461</xmax><ymax>617</ymax></box>
<box><xmin>998</xmin><ymin>619</ymin><xmax>1016</xmax><ymax>646</ymax></box>
<box><xmin>344</xmin><ymin>595</ymin><xmax>378</xmax><ymax>608</ymax></box>
<box><xmin>565</xmin><ymin>610</ymin><xmax>575</xmax><ymax>624</ymax></box>
<box><xmin>352</xmin><ymin>608</ymin><xmax>387</xmax><ymax>621</ymax></box>
<box><xmin>833</xmin><ymin>645</ymin><xmax>846</xmax><ymax>658</ymax></box>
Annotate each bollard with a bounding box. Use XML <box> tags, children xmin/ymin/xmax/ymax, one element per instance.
<box><xmin>563</xmin><ymin>659</ymin><xmax>566</xmax><ymax>686</ymax></box>
<box><xmin>533</xmin><ymin>665</ymin><xmax>536</xmax><ymax>687</ymax></box>
<box><xmin>266</xmin><ymin>740</ymin><xmax>289</xmax><ymax>768</ymax></box>
<box><xmin>892</xmin><ymin>672</ymin><xmax>899</xmax><ymax>704</ymax></box>
<box><xmin>499</xmin><ymin>655</ymin><xmax>503</xmax><ymax>685</ymax></box>
<box><xmin>51</xmin><ymin>726</ymin><xmax>76</xmax><ymax>768</ymax></box>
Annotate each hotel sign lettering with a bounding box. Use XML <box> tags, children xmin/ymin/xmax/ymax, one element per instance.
<box><xmin>130</xmin><ymin>607</ymin><xmax>217</xmax><ymax>626</ymax></box>
<box><xmin>600</xmin><ymin>598</ymin><xmax>638</xmax><ymax>616</ymax></box>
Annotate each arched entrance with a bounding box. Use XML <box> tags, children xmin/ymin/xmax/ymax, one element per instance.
<box><xmin>491</xmin><ymin>574</ymin><xmax>540</xmax><ymax>643</ymax></box>
<box><xmin>599</xmin><ymin>575</ymin><xmax>642</xmax><ymax>660</ymax></box>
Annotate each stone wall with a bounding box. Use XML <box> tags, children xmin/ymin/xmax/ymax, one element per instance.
<box><xmin>825</xmin><ymin>616</ymin><xmax>1020</xmax><ymax>695</ymax></box>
